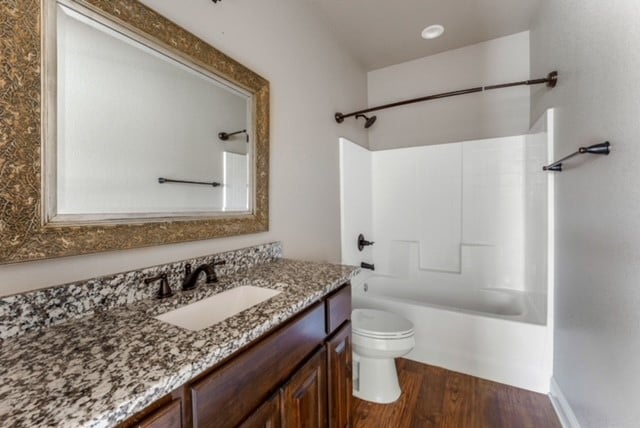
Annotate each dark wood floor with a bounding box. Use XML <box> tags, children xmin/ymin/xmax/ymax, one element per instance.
<box><xmin>354</xmin><ymin>359</ymin><xmax>561</xmax><ymax>428</ymax></box>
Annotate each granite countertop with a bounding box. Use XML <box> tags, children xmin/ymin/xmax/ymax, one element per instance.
<box><xmin>0</xmin><ymin>259</ymin><xmax>358</xmax><ymax>428</ymax></box>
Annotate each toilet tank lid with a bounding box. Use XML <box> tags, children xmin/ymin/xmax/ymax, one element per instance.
<box><xmin>352</xmin><ymin>308</ymin><xmax>414</xmax><ymax>336</ymax></box>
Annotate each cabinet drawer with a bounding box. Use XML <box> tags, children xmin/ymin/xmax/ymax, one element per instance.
<box><xmin>190</xmin><ymin>302</ymin><xmax>325</xmax><ymax>428</ymax></box>
<box><xmin>325</xmin><ymin>284</ymin><xmax>351</xmax><ymax>334</ymax></box>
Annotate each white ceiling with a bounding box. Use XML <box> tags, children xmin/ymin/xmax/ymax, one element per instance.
<box><xmin>307</xmin><ymin>0</ymin><xmax>542</xmax><ymax>71</ymax></box>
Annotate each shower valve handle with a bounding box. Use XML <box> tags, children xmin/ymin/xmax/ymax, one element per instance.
<box><xmin>357</xmin><ymin>234</ymin><xmax>375</xmax><ymax>251</ymax></box>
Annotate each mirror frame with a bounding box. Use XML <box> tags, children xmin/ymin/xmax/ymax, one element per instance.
<box><xmin>0</xmin><ymin>0</ymin><xmax>269</xmax><ymax>264</ymax></box>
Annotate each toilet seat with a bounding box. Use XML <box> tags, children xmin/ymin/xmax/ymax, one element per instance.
<box><xmin>353</xmin><ymin>328</ymin><xmax>414</xmax><ymax>340</ymax></box>
<box><xmin>352</xmin><ymin>309</ymin><xmax>414</xmax><ymax>339</ymax></box>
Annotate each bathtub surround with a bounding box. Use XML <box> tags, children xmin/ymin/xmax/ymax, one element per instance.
<box><xmin>373</xmin><ymin>144</ymin><xmax>462</xmax><ymax>274</ymax></box>
<box><xmin>531</xmin><ymin>0</ymin><xmax>640</xmax><ymax>426</ymax></box>
<box><xmin>0</xmin><ymin>242</ymin><xmax>282</xmax><ymax>341</ymax></box>
<box><xmin>367</xmin><ymin>31</ymin><xmax>530</xmax><ymax>150</ymax></box>
<box><xmin>340</xmin><ymin>117</ymin><xmax>553</xmax><ymax>392</ymax></box>
<box><xmin>370</xmin><ymin>134</ymin><xmax>548</xmax><ymax>296</ymax></box>
<box><xmin>339</xmin><ymin>139</ymin><xmax>374</xmax><ymax>272</ymax></box>
<box><xmin>528</xmin><ymin>110</ymin><xmax>556</xmax><ymax>336</ymax></box>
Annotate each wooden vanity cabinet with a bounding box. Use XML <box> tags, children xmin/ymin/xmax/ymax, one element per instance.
<box><xmin>119</xmin><ymin>283</ymin><xmax>352</xmax><ymax>428</ymax></box>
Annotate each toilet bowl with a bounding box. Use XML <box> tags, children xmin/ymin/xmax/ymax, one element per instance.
<box><xmin>351</xmin><ymin>308</ymin><xmax>415</xmax><ymax>404</ymax></box>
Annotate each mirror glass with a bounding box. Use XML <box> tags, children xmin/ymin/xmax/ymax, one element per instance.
<box><xmin>49</xmin><ymin>2</ymin><xmax>253</xmax><ymax>223</ymax></box>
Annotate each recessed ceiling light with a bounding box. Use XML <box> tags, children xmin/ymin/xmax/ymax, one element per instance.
<box><xmin>421</xmin><ymin>24</ymin><xmax>444</xmax><ymax>40</ymax></box>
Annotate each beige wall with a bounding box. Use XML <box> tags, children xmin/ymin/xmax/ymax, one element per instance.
<box><xmin>531</xmin><ymin>1</ymin><xmax>640</xmax><ymax>427</ymax></box>
<box><xmin>367</xmin><ymin>32</ymin><xmax>530</xmax><ymax>151</ymax></box>
<box><xmin>0</xmin><ymin>0</ymin><xmax>368</xmax><ymax>297</ymax></box>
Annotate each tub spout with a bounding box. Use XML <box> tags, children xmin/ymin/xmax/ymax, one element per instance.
<box><xmin>361</xmin><ymin>262</ymin><xmax>375</xmax><ymax>271</ymax></box>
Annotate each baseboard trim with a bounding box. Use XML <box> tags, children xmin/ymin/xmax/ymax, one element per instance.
<box><xmin>549</xmin><ymin>377</ymin><xmax>581</xmax><ymax>428</ymax></box>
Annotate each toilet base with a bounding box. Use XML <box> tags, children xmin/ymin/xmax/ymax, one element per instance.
<box><xmin>352</xmin><ymin>354</ymin><xmax>401</xmax><ymax>404</ymax></box>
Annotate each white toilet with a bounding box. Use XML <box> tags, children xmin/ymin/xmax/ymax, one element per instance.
<box><xmin>351</xmin><ymin>308</ymin><xmax>415</xmax><ymax>403</ymax></box>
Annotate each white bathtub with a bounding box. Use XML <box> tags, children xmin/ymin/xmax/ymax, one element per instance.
<box><xmin>352</xmin><ymin>275</ymin><xmax>552</xmax><ymax>393</ymax></box>
<box><xmin>360</xmin><ymin>275</ymin><xmax>541</xmax><ymax>322</ymax></box>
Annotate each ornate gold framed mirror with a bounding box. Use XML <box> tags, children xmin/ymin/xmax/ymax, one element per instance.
<box><xmin>0</xmin><ymin>0</ymin><xmax>269</xmax><ymax>264</ymax></box>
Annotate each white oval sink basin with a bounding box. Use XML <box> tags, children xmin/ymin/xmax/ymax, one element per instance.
<box><xmin>155</xmin><ymin>285</ymin><xmax>281</xmax><ymax>331</ymax></box>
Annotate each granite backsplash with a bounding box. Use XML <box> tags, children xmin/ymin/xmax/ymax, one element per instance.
<box><xmin>0</xmin><ymin>242</ymin><xmax>282</xmax><ymax>341</ymax></box>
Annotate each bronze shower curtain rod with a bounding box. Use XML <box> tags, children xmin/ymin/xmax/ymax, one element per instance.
<box><xmin>335</xmin><ymin>71</ymin><xmax>558</xmax><ymax>126</ymax></box>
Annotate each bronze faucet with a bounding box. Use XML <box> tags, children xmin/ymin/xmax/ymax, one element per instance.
<box><xmin>182</xmin><ymin>261</ymin><xmax>226</xmax><ymax>291</ymax></box>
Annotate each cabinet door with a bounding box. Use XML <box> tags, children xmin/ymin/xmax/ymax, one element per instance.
<box><xmin>137</xmin><ymin>400</ymin><xmax>182</xmax><ymax>428</ymax></box>
<box><xmin>281</xmin><ymin>347</ymin><xmax>327</xmax><ymax>428</ymax></box>
<box><xmin>326</xmin><ymin>322</ymin><xmax>352</xmax><ymax>428</ymax></box>
<box><xmin>239</xmin><ymin>393</ymin><xmax>281</xmax><ymax>428</ymax></box>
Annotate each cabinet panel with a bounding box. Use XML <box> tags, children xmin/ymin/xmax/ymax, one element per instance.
<box><xmin>281</xmin><ymin>348</ymin><xmax>327</xmax><ymax>428</ymax></box>
<box><xmin>327</xmin><ymin>322</ymin><xmax>352</xmax><ymax>428</ymax></box>
<box><xmin>138</xmin><ymin>400</ymin><xmax>182</xmax><ymax>428</ymax></box>
<box><xmin>239</xmin><ymin>392</ymin><xmax>281</xmax><ymax>428</ymax></box>
<box><xmin>325</xmin><ymin>285</ymin><xmax>351</xmax><ymax>334</ymax></box>
<box><xmin>190</xmin><ymin>303</ymin><xmax>325</xmax><ymax>428</ymax></box>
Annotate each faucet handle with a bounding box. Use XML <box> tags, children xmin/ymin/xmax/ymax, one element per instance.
<box><xmin>144</xmin><ymin>273</ymin><xmax>174</xmax><ymax>299</ymax></box>
<box><xmin>357</xmin><ymin>234</ymin><xmax>375</xmax><ymax>251</ymax></box>
<box><xmin>206</xmin><ymin>260</ymin><xmax>226</xmax><ymax>283</ymax></box>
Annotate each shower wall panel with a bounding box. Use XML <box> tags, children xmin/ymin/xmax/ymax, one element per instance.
<box><xmin>372</xmin><ymin>144</ymin><xmax>462</xmax><ymax>274</ymax></box>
